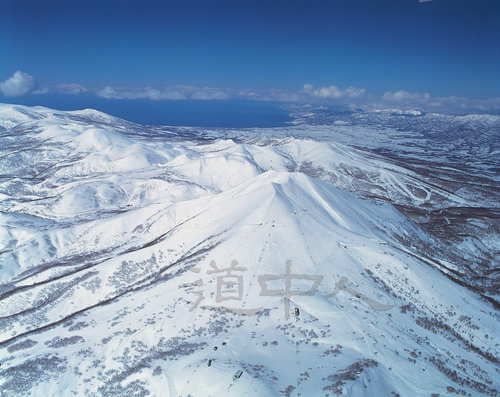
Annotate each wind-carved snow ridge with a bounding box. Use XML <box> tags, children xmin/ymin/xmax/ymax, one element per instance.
<box><xmin>0</xmin><ymin>103</ymin><xmax>498</xmax><ymax>397</ymax></box>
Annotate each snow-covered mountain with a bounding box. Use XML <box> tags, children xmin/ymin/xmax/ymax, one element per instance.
<box><xmin>0</xmin><ymin>103</ymin><xmax>498</xmax><ymax>396</ymax></box>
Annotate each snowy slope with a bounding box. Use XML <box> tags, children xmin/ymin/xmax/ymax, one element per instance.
<box><xmin>0</xmin><ymin>104</ymin><xmax>498</xmax><ymax>396</ymax></box>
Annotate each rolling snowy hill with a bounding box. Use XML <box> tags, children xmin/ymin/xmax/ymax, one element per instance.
<box><xmin>0</xmin><ymin>104</ymin><xmax>498</xmax><ymax>396</ymax></box>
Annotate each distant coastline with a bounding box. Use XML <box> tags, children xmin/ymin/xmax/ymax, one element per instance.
<box><xmin>2</xmin><ymin>96</ymin><xmax>293</xmax><ymax>128</ymax></box>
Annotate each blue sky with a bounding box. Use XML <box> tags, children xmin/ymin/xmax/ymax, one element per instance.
<box><xmin>1</xmin><ymin>0</ymin><xmax>499</xmax><ymax>114</ymax></box>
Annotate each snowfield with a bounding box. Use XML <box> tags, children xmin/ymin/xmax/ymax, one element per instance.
<box><xmin>0</xmin><ymin>104</ymin><xmax>498</xmax><ymax>396</ymax></box>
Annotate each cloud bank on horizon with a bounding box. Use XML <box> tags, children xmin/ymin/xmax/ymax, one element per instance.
<box><xmin>1</xmin><ymin>70</ymin><xmax>499</xmax><ymax>115</ymax></box>
<box><xmin>0</xmin><ymin>71</ymin><xmax>41</xmax><ymax>97</ymax></box>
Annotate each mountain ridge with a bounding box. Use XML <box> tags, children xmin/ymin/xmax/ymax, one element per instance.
<box><xmin>0</xmin><ymin>104</ymin><xmax>498</xmax><ymax>396</ymax></box>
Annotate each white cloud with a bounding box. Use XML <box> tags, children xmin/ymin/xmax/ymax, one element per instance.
<box><xmin>425</xmin><ymin>95</ymin><xmax>500</xmax><ymax>114</ymax></box>
<box><xmin>97</xmin><ymin>86</ymin><xmax>140</xmax><ymax>99</ymax></box>
<box><xmin>0</xmin><ymin>71</ymin><xmax>39</xmax><ymax>97</ymax></box>
<box><xmin>190</xmin><ymin>89</ymin><xmax>230</xmax><ymax>100</ymax></box>
<box><xmin>96</xmin><ymin>86</ymin><xmax>168</xmax><ymax>100</ymax></box>
<box><xmin>96</xmin><ymin>85</ymin><xmax>233</xmax><ymax>100</ymax></box>
<box><xmin>2</xmin><ymin>72</ymin><xmax>495</xmax><ymax>115</ymax></box>
<box><xmin>158</xmin><ymin>89</ymin><xmax>188</xmax><ymax>100</ymax></box>
<box><xmin>54</xmin><ymin>83</ymin><xmax>88</xmax><ymax>95</ymax></box>
<box><xmin>376</xmin><ymin>90</ymin><xmax>500</xmax><ymax>114</ymax></box>
<box><xmin>344</xmin><ymin>86</ymin><xmax>366</xmax><ymax>98</ymax></box>
<box><xmin>235</xmin><ymin>89</ymin><xmax>301</xmax><ymax>102</ymax></box>
<box><xmin>33</xmin><ymin>87</ymin><xmax>49</xmax><ymax>94</ymax></box>
<box><xmin>382</xmin><ymin>90</ymin><xmax>430</xmax><ymax>102</ymax></box>
<box><xmin>95</xmin><ymin>85</ymin><xmax>304</xmax><ymax>102</ymax></box>
<box><xmin>302</xmin><ymin>84</ymin><xmax>366</xmax><ymax>100</ymax></box>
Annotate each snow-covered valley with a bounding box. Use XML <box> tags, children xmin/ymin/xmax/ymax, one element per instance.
<box><xmin>0</xmin><ymin>104</ymin><xmax>498</xmax><ymax>396</ymax></box>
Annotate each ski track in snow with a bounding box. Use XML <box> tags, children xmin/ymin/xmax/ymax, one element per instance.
<box><xmin>0</xmin><ymin>103</ymin><xmax>498</xmax><ymax>396</ymax></box>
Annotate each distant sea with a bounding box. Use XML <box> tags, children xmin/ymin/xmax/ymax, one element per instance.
<box><xmin>4</xmin><ymin>96</ymin><xmax>293</xmax><ymax>128</ymax></box>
